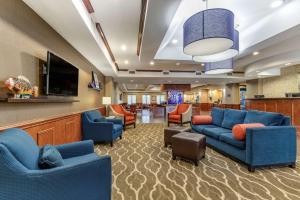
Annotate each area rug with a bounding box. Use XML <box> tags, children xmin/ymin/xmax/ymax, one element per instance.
<box><xmin>95</xmin><ymin>124</ymin><xmax>300</xmax><ymax>200</ymax></box>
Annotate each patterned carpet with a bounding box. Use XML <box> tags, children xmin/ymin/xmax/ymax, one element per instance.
<box><xmin>95</xmin><ymin>124</ymin><xmax>300</xmax><ymax>200</ymax></box>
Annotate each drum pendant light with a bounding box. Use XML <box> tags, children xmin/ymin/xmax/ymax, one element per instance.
<box><xmin>193</xmin><ymin>30</ymin><xmax>239</xmax><ymax>62</ymax></box>
<box><xmin>204</xmin><ymin>59</ymin><xmax>233</xmax><ymax>74</ymax></box>
<box><xmin>183</xmin><ymin>0</ymin><xmax>235</xmax><ymax>56</ymax></box>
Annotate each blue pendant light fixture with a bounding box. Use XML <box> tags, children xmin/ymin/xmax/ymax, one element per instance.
<box><xmin>193</xmin><ymin>30</ymin><xmax>239</xmax><ymax>62</ymax></box>
<box><xmin>183</xmin><ymin>6</ymin><xmax>235</xmax><ymax>56</ymax></box>
<box><xmin>204</xmin><ymin>59</ymin><xmax>233</xmax><ymax>74</ymax></box>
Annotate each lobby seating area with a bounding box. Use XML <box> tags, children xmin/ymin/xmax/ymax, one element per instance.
<box><xmin>1</xmin><ymin>0</ymin><xmax>300</xmax><ymax>199</ymax></box>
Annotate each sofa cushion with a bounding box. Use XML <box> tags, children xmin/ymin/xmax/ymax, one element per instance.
<box><xmin>0</xmin><ymin>128</ymin><xmax>40</xmax><ymax>169</ymax></box>
<box><xmin>219</xmin><ymin>133</ymin><xmax>246</xmax><ymax>150</ymax></box>
<box><xmin>202</xmin><ymin>127</ymin><xmax>232</xmax><ymax>139</ymax></box>
<box><xmin>192</xmin><ymin>115</ymin><xmax>212</xmax><ymax>125</ymax></box>
<box><xmin>211</xmin><ymin>107</ymin><xmax>224</xmax><ymax>126</ymax></box>
<box><xmin>232</xmin><ymin>123</ymin><xmax>265</xmax><ymax>140</ymax></box>
<box><xmin>169</xmin><ymin>114</ymin><xmax>181</xmax><ymax>120</ymax></box>
<box><xmin>39</xmin><ymin>145</ymin><xmax>64</xmax><ymax>169</ymax></box>
<box><xmin>191</xmin><ymin>124</ymin><xmax>218</xmax><ymax>133</ymax></box>
<box><xmin>221</xmin><ymin>109</ymin><xmax>246</xmax><ymax>129</ymax></box>
<box><xmin>244</xmin><ymin>110</ymin><xmax>284</xmax><ymax>126</ymax></box>
<box><xmin>113</xmin><ymin>124</ymin><xmax>123</xmax><ymax>133</ymax></box>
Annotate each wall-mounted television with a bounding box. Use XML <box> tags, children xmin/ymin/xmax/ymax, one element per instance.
<box><xmin>167</xmin><ymin>90</ymin><xmax>183</xmax><ymax>104</ymax></box>
<box><xmin>45</xmin><ymin>52</ymin><xmax>79</xmax><ymax>96</ymax></box>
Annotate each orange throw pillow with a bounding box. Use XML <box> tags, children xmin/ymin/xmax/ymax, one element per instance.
<box><xmin>232</xmin><ymin>123</ymin><xmax>265</xmax><ymax>141</ymax></box>
<box><xmin>192</xmin><ymin>115</ymin><xmax>212</xmax><ymax>125</ymax></box>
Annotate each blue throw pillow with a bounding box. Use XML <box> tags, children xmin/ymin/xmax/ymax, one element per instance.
<box><xmin>221</xmin><ymin>109</ymin><xmax>246</xmax><ymax>129</ymax></box>
<box><xmin>211</xmin><ymin>107</ymin><xmax>224</xmax><ymax>126</ymax></box>
<box><xmin>244</xmin><ymin>110</ymin><xmax>284</xmax><ymax>126</ymax></box>
<box><xmin>39</xmin><ymin>145</ymin><xmax>64</xmax><ymax>169</ymax></box>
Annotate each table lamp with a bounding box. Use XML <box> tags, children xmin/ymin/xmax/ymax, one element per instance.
<box><xmin>102</xmin><ymin>97</ymin><xmax>111</xmax><ymax>116</ymax></box>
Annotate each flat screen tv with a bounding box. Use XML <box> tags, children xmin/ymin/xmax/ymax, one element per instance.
<box><xmin>45</xmin><ymin>52</ymin><xmax>79</xmax><ymax>96</ymax></box>
<box><xmin>168</xmin><ymin>90</ymin><xmax>183</xmax><ymax>104</ymax></box>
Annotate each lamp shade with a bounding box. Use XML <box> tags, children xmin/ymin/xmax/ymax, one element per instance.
<box><xmin>205</xmin><ymin>59</ymin><xmax>233</xmax><ymax>74</ymax></box>
<box><xmin>183</xmin><ymin>8</ymin><xmax>235</xmax><ymax>56</ymax></box>
<box><xmin>102</xmin><ymin>97</ymin><xmax>111</xmax><ymax>105</ymax></box>
<box><xmin>193</xmin><ymin>30</ymin><xmax>239</xmax><ymax>62</ymax></box>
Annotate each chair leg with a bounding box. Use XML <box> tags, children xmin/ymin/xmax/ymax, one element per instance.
<box><xmin>123</xmin><ymin>125</ymin><xmax>126</xmax><ymax>131</ymax></box>
<box><xmin>110</xmin><ymin>141</ymin><xmax>113</xmax><ymax>147</ymax></box>
<box><xmin>120</xmin><ymin>135</ymin><xmax>122</xmax><ymax>140</ymax></box>
<box><xmin>289</xmin><ymin>163</ymin><xmax>296</xmax><ymax>168</ymax></box>
<box><xmin>248</xmin><ymin>166</ymin><xmax>255</xmax><ymax>172</ymax></box>
<box><xmin>134</xmin><ymin>123</ymin><xmax>136</xmax><ymax>128</ymax></box>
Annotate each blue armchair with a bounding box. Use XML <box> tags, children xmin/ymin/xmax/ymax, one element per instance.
<box><xmin>82</xmin><ymin>110</ymin><xmax>123</xmax><ymax>147</ymax></box>
<box><xmin>0</xmin><ymin>128</ymin><xmax>112</xmax><ymax>200</ymax></box>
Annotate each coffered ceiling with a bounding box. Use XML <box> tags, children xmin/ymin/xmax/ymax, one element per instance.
<box><xmin>23</xmin><ymin>0</ymin><xmax>300</xmax><ymax>85</ymax></box>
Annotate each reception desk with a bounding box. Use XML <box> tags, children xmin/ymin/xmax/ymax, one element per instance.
<box><xmin>246</xmin><ymin>98</ymin><xmax>300</xmax><ymax>132</ymax></box>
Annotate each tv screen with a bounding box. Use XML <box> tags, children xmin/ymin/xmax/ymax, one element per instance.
<box><xmin>168</xmin><ymin>90</ymin><xmax>183</xmax><ymax>104</ymax></box>
<box><xmin>46</xmin><ymin>52</ymin><xmax>79</xmax><ymax>96</ymax></box>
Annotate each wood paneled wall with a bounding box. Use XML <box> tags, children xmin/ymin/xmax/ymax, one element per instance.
<box><xmin>0</xmin><ymin>107</ymin><xmax>106</xmax><ymax>146</ymax></box>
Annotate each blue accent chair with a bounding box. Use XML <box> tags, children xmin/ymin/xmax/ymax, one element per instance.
<box><xmin>191</xmin><ymin>108</ymin><xmax>297</xmax><ymax>172</ymax></box>
<box><xmin>82</xmin><ymin>110</ymin><xmax>123</xmax><ymax>147</ymax></box>
<box><xmin>0</xmin><ymin>128</ymin><xmax>112</xmax><ymax>200</ymax></box>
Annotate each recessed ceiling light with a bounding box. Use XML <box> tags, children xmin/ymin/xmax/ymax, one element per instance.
<box><xmin>150</xmin><ymin>61</ymin><xmax>155</xmax><ymax>65</ymax></box>
<box><xmin>172</xmin><ymin>39</ymin><xmax>178</xmax><ymax>44</ymax></box>
<box><xmin>121</xmin><ymin>45</ymin><xmax>127</xmax><ymax>51</ymax></box>
<box><xmin>124</xmin><ymin>60</ymin><xmax>129</xmax><ymax>65</ymax></box>
<box><xmin>271</xmin><ymin>0</ymin><xmax>284</xmax><ymax>8</ymax></box>
<box><xmin>256</xmin><ymin>70</ymin><xmax>260</xmax><ymax>73</ymax></box>
<box><xmin>285</xmin><ymin>62</ymin><xmax>292</xmax><ymax>66</ymax></box>
<box><xmin>201</xmin><ymin>63</ymin><xmax>205</xmax><ymax>67</ymax></box>
<box><xmin>253</xmin><ymin>51</ymin><xmax>260</xmax><ymax>56</ymax></box>
<box><xmin>168</xmin><ymin>80</ymin><xmax>172</xmax><ymax>83</ymax></box>
<box><xmin>195</xmin><ymin>80</ymin><xmax>199</xmax><ymax>83</ymax></box>
<box><xmin>130</xmin><ymin>80</ymin><xmax>134</xmax><ymax>82</ymax></box>
<box><xmin>176</xmin><ymin>62</ymin><xmax>180</xmax><ymax>66</ymax></box>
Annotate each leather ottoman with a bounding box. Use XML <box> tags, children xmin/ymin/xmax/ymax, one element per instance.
<box><xmin>171</xmin><ymin>132</ymin><xmax>206</xmax><ymax>166</ymax></box>
<box><xmin>164</xmin><ymin>126</ymin><xmax>191</xmax><ymax>147</ymax></box>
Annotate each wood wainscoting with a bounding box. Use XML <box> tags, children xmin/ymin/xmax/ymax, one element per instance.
<box><xmin>0</xmin><ymin>107</ymin><xmax>106</xmax><ymax>146</ymax></box>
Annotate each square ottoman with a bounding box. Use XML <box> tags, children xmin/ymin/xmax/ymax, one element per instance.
<box><xmin>164</xmin><ymin>126</ymin><xmax>191</xmax><ymax>147</ymax></box>
<box><xmin>172</xmin><ymin>132</ymin><xmax>206</xmax><ymax>166</ymax></box>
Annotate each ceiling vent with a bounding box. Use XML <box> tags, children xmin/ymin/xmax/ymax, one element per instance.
<box><xmin>195</xmin><ymin>71</ymin><xmax>202</xmax><ymax>76</ymax></box>
<box><xmin>129</xmin><ymin>70</ymin><xmax>136</xmax><ymax>74</ymax></box>
<box><xmin>162</xmin><ymin>71</ymin><xmax>170</xmax><ymax>75</ymax></box>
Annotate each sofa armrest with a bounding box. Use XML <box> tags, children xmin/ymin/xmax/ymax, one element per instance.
<box><xmin>55</xmin><ymin>140</ymin><xmax>94</xmax><ymax>159</ymax></box>
<box><xmin>246</xmin><ymin>126</ymin><xmax>297</xmax><ymax>167</ymax></box>
<box><xmin>83</xmin><ymin>122</ymin><xmax>114</xmax><ymax>141</ymax></box>
<box><xmin>106</xmin><ymin>118</ymin><xmax>123</xmax><ymax>125</ymax></box>
<box><xmin>26</xmin><ymin>155</ymin><xmax>111</xmax><ymax>200</ymax></box>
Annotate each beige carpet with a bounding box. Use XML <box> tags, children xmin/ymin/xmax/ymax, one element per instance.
<box><xmin>95</xmin><ymin>124</ymin><xmax>300</xmax><ymax>200</ymax></box>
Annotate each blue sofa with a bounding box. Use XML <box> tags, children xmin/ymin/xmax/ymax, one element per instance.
<box><xmin>191</xmin><ymin>108</ymin><xmax>297</xmax><ymax>172</ymax></box>
<box><xmin>82</xmin><ymin>110</ymin><xmax>123</xmax><ymax>146</ymax></box>
<box><xmin>0</xmin><ymin>128</ymin><xmax>112</xmax><ymax>200</ymax></box>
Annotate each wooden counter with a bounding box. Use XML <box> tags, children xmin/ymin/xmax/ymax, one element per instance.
<box><xmin>246</xmin><ymin>98</ymin><xmax>300</xmax><ymax>132</ymax></box>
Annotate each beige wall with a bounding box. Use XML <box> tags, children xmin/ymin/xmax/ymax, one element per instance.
<box><xmin>246</xmin><ymin>65</ymin><xmax>300</xmax><ymax>98</ymax></box>
<box><xmin>0</xmin><ymin>0</ymin><xmax>105</xmax><ymax>126</ymax></box>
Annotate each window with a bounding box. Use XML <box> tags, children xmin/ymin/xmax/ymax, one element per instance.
<box><xmin>127</xmin><ymin>95</ymin><xmax>136</xmax><ymax>105</ymax></box>
<box><xmin>142</xmin><ymin>95</ymin><xmax>151</xmax><ymax>104</ymax></box>
<box><xmin>156</xmin><ymin>95</ymin><xmax>165</xmax><ymax>104</ymax></box>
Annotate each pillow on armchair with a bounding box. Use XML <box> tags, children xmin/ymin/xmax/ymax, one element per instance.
<box><xmin>39</xmin><ymin>145</ymin><xmax>64</xmax><ymax>169</ymax></box>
